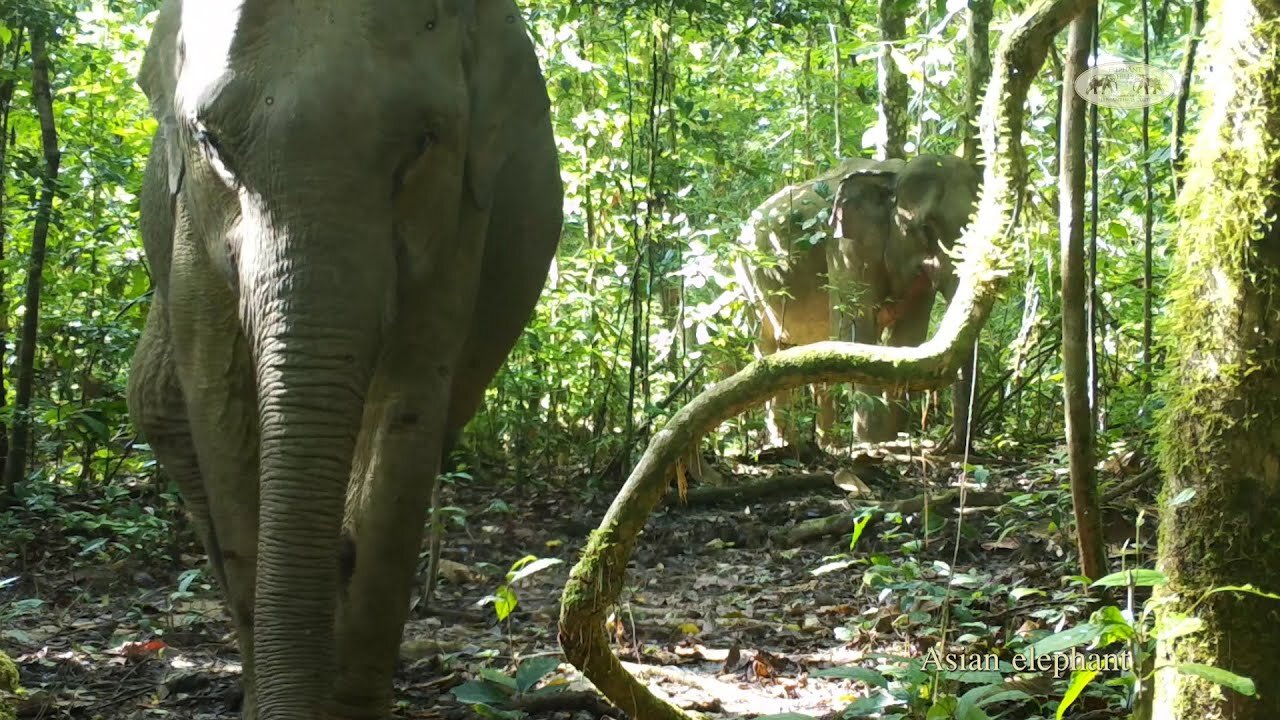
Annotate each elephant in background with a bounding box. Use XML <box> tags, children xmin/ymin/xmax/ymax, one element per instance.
<box><xmin>735</xmin><ymin>153</ymin><xmax>979</xmax><ymax>448</ymax></box>
<box><xmin>831</xmin><ymin>153</ymin><xmax>981</xmax><ymax>445</ymax></box>
<box><xmin>733</xmin><ymin>157</ymin><xmax>901</xmax><ymax>447</ymax></box>
<box><xmin>125</xmin><ymin>1</ymin><xmax>562</xmax><ymax>718</ymax></box>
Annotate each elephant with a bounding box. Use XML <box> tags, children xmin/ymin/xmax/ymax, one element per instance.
<box><xmin>733</xmin><ymin>157</ymin><xmax>901</xmax><ymax>447</ymax></box>
<box><xmin>124</xmin><ymin>1</ymin><xmax>562</xmax><ymax>718</ymax></box>
<box><xmin>830</xmin><ymin>153</ymin><xmax>981</xmax><ymax>446</ymax></box>
<box><xmin>734</xmin><ymin>153</ymin><xmax>979</xmax><ymax>449</ymax></box>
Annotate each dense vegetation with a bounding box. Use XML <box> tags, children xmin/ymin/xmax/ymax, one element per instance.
<box><xmin>5</xmin><ymin>0</ymin><xmax>1275</xmax><ymax>718</ymax></box>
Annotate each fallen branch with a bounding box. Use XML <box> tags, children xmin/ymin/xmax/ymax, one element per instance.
<box><xmin>774</xmin><ymin>489</ymin><xmax>1011</xmax><ymax>545</ymax></box>
<box><xmin>1101</xmin><ymin>466</ymin><xmax>1159</xmax><ymax>503</ymax></box>
<box><xmin>556</xmin><ymin>1</ymin><xmax>1087</xmax><ymax>717</ymax></box>
<box><xmin>665</xmin><ymin>471</ymin><xmax>859</xmax><ymax>508</ymax></box>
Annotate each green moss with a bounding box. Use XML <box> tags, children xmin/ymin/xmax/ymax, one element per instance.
<box><xmin>0</xmin><ymin>649</ymin><xmax>19</xmax><ymax>720</ymax></box>
<box><xmin>1151</xmin><ymin>2</ymin><xmax>1280</xmax><ymax>713</ymax></box>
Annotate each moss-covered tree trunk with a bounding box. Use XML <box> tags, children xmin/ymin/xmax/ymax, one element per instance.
<box><xmin>1153</xmin><ymin>0</ymin><xmax>1280</xmax><ymax>714</ymax></box>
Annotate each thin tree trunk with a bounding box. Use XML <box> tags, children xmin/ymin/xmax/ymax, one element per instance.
<box><xmin>1141</xmin><ymin>0</ymin><xmax>1155</xmax><ymax>395</ymax></box>
<box><xmin>1088</xmin><ymin>14</ymin><xmax>1102</xmax><ymax>432</ymax></box>
<box><xmin>803</xmin><ymin>27</ymin><xmax>814</xmax><ymax>163</ymax></box>
<box><xmin>1171</xmin><ymin>0</ymin><xmax>1207</xmax><ymax>191</ymax></box>
<box><xmin>1154</xmin><ymin>0</ymin><xmax>1280</xmax><ymax>712</ymax></box>
<box><xmin>0</xmin><ymin>29</ymin><xmax>20</xmax><ymax>501</ymax></box>
<box><xmin>2</xmin><ymin>28</ymin><xmax>60</xmax><ymax>495</ymax></box>
<box><xmin>876</xmin><ymin>0</ymin><xmax>909</xmax><ymax>159</ymax></box>
<box><xmin>963</xmin><ymin>0</ymin><xmax>993</xmax><ymax>168</ymax></box>
<box><xmin>1060</xmin><ymin>3</ymin><xmax>1106</xmax><ymax>582</ymax></box>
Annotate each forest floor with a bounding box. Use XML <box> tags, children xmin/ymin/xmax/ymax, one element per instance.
<box><xmin>0</xmin><ymin>439</ymin><xmax>1156</xmax><ymax>720</ymax></box>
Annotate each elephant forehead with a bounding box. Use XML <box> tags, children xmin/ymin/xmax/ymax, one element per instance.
<box><xmin>175</xmin><ymin>0</ymin><xmax>466</xmax><ymax>116</ymax></box>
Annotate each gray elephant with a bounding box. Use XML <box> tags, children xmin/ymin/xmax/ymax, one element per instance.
<box><xmin>733</xmin><ymin>157</ymin><xmax>899</xmax><ymax>447</ymax></box>
<box><xmin>831</xmin><ymin>153</ymin><xmax>981</xmax><ymax>445</ymax></box>
<box><xmin>124</xmin><ymin>1</ymin><xmax>562</xmax><ymax>718</ymax></box>
<box><xmin>735</xmin><ymin>153</ymin><xmax>978</xmax><ymax>448</ymax></box>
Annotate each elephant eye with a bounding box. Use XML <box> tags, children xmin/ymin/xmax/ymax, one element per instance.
<box><xmin>392</xmin><ymin>129</ymin><xmax>437</xmax><ymax>196</ymax></box>
<box><xmin>192</xmin><ymin>121</ymin><xmax>239</xmax><ymax>188</ymax></box>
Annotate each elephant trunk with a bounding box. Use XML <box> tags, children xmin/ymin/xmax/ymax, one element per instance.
<box><xmin>240</xmin><ymin>216</ymin><xmax>392</xmax><ymax>718</ymax></box>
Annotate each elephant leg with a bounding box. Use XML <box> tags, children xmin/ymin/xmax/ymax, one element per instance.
<box><xmin>128</xmin><ymin>298</ymin><xmax>227</xmax><ymax>593</ymax></box>
<box><xmin>167</xmin><ymin>245</ymin><xmax>263</xmax><ymax>719</ymax></box>
<box><xmin>128</xmin><ymin>297</ymin><xmax>256</xmax><ymax>719</ymax></box>
<box><xmin>850</xmin><ymin>272</ymin><xmax>894</xmax><ymax>444</ymax></box>
<box><xmin>757</xmin><ymin>325</ymin><xmax>794</xmax><ymax>447</ymax></box>
<box><xmin>331</xmin><ymin>378</ymin><xmax>448</xmax><ymax>718</ymax></box>
<box><xmin>331</xmin><ymin>229</ymin><xmax>487</xmax><ymax>719</ymax></box>
<box><xmin>815</xmin><ymin>384</ymin><xmax>837</xmax><ymax>448</ymax></box>
<box><xmin>881</xmin><ymin>288</ymin><xmax>936</xmax><ymax>438</ymax></box>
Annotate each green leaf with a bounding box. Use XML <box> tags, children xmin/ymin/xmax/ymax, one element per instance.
<box><xmin>1091</xmin><ymin>569</ymin><xmax>1167</xmax><ymax>588</ymax></box>
<box><xmin>842</xmin><ymin>690</ymin><xmax>902</xmax><ymax>717</ymax></box>
<box><xmin>1156</xmin><ymin>614</ymin><xmax>1203</xmax><ymax>641</ymax></box>
<box><xmin>479</xmin><ymin>667</ymin><xmax>519</xmax><ymax>689</ymax></box>
<box><xmin>947</xmin><ymin>670</ymin><xmax>1005</xmax><ymax>684</ymax></box>
<box><xmin>848</xmin><ymin>511</ymin><xmax>874</xmax><ymax>551</ymax></box>
<box><xmin>508</xmin><ymin>557</ymin><xmax>563</xmax><ymax>584</ymax></box>
<box><xmin>514</xmin><ymin>655</ymin><xmax>561</xmax><ymax>693</ymax></box>
<box><xmin>451</xmin><ymin>679</ymin><xmax>513</xmax><ymax>706</ymax></box>
<box><xmin>0</xmin><ymin>24</ymin><xmax>11</xmax><ymax>45</ymax></box>
<box><xmin>925</xmin><ymin>696</ymin><xmax>958</xmax><ymax>719</ymax></box>
<box><xmin>1175</xmin><ymin>663</ymin><xmax>1257</xmax><ymax>695</ymax></box>
<box><xmin>1055</xmin><ymin>670</ymin><xmax>1099</xmax><ymax>720</ymax></box>
<box><xmin>1027</xmin><ymin>623</ymin><xmax>1102</xmax><ymax>655</ymax></box>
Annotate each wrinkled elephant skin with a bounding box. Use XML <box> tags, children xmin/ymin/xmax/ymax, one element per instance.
<box><xmin>125</xmin><ymin>1</ymin><xmax>562</xmax><ymax>718</ymax></box>
<box><xmin>736</xmin><ymin>154</ymin><xmax>979</xmax><ymax>447</ymax></box>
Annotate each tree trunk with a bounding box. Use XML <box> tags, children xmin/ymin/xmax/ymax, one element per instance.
<box><xmin>3</xmin><ymin>28</ymin><xmax>60</xmax><ymax>496</ymax></box>
<box><xmin>0</xmin><ymin>29</ymin><xmax>20</xmax><ymax>501</ymax></box>
<box><xmin>1171</xmin><ymin>0</ymin><xmax>1207</xmax><ymax>191</ymax></box>
<box><xmin>963</xmin><ymin>0</ymin><xmax>993</xmax><ymax>168</ymax></box>
<box><xmin>1059</xmin><ymin>4</ymin><xmax>1107</xmax><ymax>582</ymax></box>
<box><xmin>1153</xmin><ymin>0</ymin><xmax>1280</xmax><ymax>714</ymax></box>
<box><xmin>876</xmin><ymin>0</ymin><xmax>909</xmax><ymax>159</ymax></box>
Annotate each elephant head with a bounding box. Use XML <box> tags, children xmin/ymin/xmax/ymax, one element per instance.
<box><xmin>134</xmin><ymin>0</ymin><xmax>559</xmax><ymax>716</ymax></box>
<box><xmin>829</xmin><ymin>159</ymin><xmax>904</xmax><ymax>259</ymax></box>
<box><xmin>885</xmin><ymin>154</ymin><xmax>981</xmax><ymax>300</ymax></box>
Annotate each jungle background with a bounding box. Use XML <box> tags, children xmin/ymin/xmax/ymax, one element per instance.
<box><xmin>0</xmin><ymin>0</ymin><xmax>1261</xmax><ymax>718</ymax></box>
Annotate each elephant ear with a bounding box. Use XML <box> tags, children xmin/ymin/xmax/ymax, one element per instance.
<box><xmin>830</xmin><ymin>168</ymin><xmax>897</xmax><ymax>240</ymax></box>
<box><xmin>463</xmin><ymin>0</ymin><xmax>552</xmax><ymax>210</ymax></box>
<box><xmin>138</xmin><ymin>0</ymin><xmax>184</xmax><ymax>197</ymax></box>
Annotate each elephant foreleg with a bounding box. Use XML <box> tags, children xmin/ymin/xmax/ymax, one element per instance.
<box><xmin>881</xmin><ymin>283</ymin><xmax>936</xmax><ymax>439</ymax></box>
<box><xmin>757</xmin><ymin>324</ymin><xmax>800</xmax><ymax>447</ymax></box>
<box><xmin>849</xmin><ymin>270</ymin><xmax>894</xmax><ymax>444</ymax></box>
<box><xmin>131</xmin><ymin>292</ymin><xmax>262</xmax><ymax>719</ymax></box>
<box><xmin>331</xmin><ymin>225</ymin><xmax>487</xmax><ymax>718</ymax></box>
<box><xmin>129</xmin><ymin>299</ymin><xmax>226</xmax><ymax>593</ymax></box>
<box><xmin>167</xmin><ymin>245</ymin><xmax>263</xmax><ymax>720</ymax></box>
